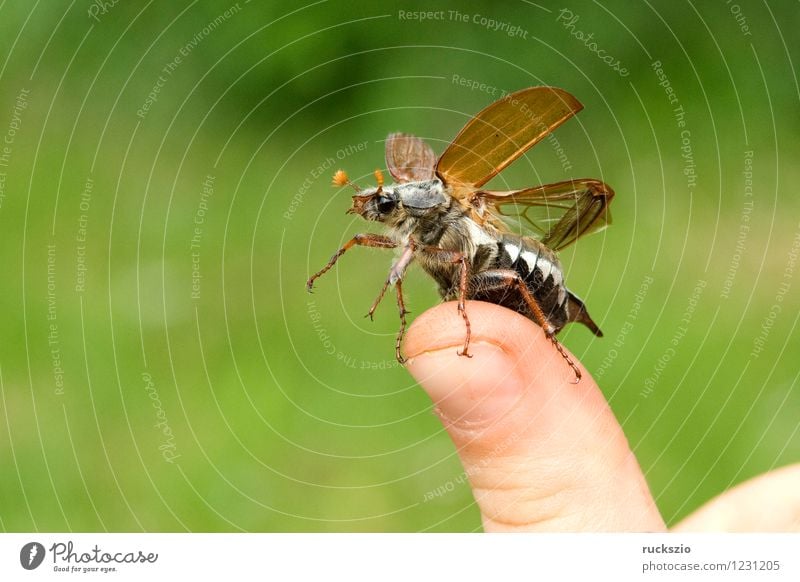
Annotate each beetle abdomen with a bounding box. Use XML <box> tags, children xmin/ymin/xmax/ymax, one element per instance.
<box><xmin>468</xmin><ymin>236</ymin><xmax>571</xmax><ymax>332</ymax></box>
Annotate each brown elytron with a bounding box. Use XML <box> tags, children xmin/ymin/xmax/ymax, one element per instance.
<box><xmin>307</xmin><ymin>87</ymin><xmax>615</xmax><ymax>381</ymax></box>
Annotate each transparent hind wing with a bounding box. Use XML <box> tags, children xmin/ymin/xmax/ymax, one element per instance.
<box><xmin>481</xmin><ymin>178</ymin><xmax>614</xmax><ymax>250</ymax></box>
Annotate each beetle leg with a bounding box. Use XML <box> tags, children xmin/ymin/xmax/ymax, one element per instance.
<box><xmin>470</xmin><ymin>269</ymin><xmax>581</xmax><ymax>383</ymax></box>
<box><xmin>367</xmin><ymin>243</ymin><xmax>415</xmax><ymax>321</ymax></box>
<box><xmin>394</xmin><ymin>278</ymin><xmax>409</xmax><ymax>363</ymax></box>
<box><xmin>306</xmin><ymin>233</ymin><xmax>397</xmax><ymax>292</ymax></box>
<box><xmin>418</xmin><ymin>246</ymin><xmax>472</xmax><ymax>358</ymax></box>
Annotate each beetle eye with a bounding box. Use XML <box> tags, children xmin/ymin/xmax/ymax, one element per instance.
<box><xmin>376</xmin><ymin>197</ymin><xmax>396</xmax><ymax>214</ymax></box>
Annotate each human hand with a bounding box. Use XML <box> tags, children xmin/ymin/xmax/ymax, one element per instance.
<box><xmin>403</xmin><ymin>301</ymin><xmax>800</xmax><ymax>532</ymax></box>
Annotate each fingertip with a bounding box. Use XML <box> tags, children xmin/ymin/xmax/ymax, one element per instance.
<box><xmin>401</xmin><ymin>301</ymin><xmax>664</xmax><ymax>531</ymax></box>
<box><xmin>404</xmin><ymin>300</ymin><xmax>588</xmax><ymax>389</ymax></box>
<box><xmin>403</xmin><ymin>300</ymin><xmax>601</xmax><ymax>434</ymax></box>
<box><xmin>404</xmin><ymin>301</ymin><xmax>543</xmax><ymax>359</ymax></box>
<box><xmin>405</xmin><ymin>341</ymin><xmax>525</xmax><ymax>426</ymax></box>
<box><xmin>403</xmin><ymin>301</ymin><xmax>556</xmax><ymax>431</ymax></box>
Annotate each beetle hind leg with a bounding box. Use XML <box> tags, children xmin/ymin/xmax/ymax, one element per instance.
<box><xmin>470</xmin><ymin>269</ymin><xmax>582</xmax><ymax>383</ymax></box>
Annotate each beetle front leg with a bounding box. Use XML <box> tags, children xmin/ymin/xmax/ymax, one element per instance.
<box><xmin>366</xmin><ymin>243</ymin><xmax>416</xmax><ymax>363</ymax></box>
<box><xmin>306</xmin><ymin>233</ymin><xmax>397</xmax><ymax>292</ymax></box>
<box><xmin>366</xmin><ymin>242</ymin><xmax>415</xmax><ymax>321</ymax></box>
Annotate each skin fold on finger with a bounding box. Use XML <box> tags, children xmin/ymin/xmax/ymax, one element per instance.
<box><xmin>672</xmin><ymin>463</ymin><xmax>800</xmax><ymax>532</ymax></box>
<box><xmin>404</xmin><ymin>301</ymin><xmax>666</xmax><ymax>532</ymax></box>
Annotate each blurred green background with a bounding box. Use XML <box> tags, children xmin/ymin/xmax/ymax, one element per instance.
<box><xmin>0</xmin><ymin>0</ymin><xmax>797</xmax><ymax>532</ymax></box>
